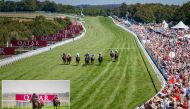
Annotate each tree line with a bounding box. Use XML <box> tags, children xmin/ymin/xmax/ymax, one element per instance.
<box><xmin>0</xmin><ymin>0</ymin><xmax>77</xmax><ymax>13</ymax></box>
<box><xmin>0</xmin><ymin>0</ymin><xmax>189</xmax><ymax>24</ymax></box>
<box><xmin>0</xmin><ymin>15</ymin><xmax>71</xmax><ymax>46</ymax></box>
<box><xmin>113</xmin><ymin>2</ymin><xmax>190</xmax><ymax>25</ymax></box>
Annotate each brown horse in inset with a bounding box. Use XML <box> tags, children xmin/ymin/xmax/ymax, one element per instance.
<box><xmin>30</xmin><ymin>94</ymin><xmax>44</xmax><ymax>109</ymax></box>
<box><xmin>52</xmin><ymin>97</ymin><xmax>60</xmax><ymax>109</ymax></box>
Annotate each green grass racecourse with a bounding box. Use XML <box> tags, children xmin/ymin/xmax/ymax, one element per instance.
<box><xmin>4</xmin><ymin>106</ymin><xmax>69</xmax><ymax>109</ymax></box>
<box><xmin>0</xmin><ymin>17</ymin><xmax>161</xmax><ymax>109</ymax></box>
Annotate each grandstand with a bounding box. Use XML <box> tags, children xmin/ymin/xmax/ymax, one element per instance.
<box><xmin>118</xmin><ymin>18</ymin><xmax>190</xmax><ymax>108</ymax></box>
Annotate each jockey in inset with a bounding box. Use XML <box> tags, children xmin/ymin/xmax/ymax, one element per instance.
<box><xmin>53</xmin><ymin>95</ymin><xmax>58</xmax><ymax>100</ymax></box>
<box><xmin>31</xmin><ymin>93</ymin><xmax>38</xmax><ymax>101</ymax></box>
<box><xmin>30</xmin><ymin>93</ymin><xmax>38</xmax><ymax>108</ymax></box>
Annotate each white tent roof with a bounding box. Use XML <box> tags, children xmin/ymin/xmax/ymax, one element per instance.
<box><xmin>163</xmin><ymin>20</ymin><xmax>168</xmax><ymax>29</ymax></box>
<box><xmin>172</xmin><ymin>21</ymin><xmax>189</xmax><ymax>30</ymax></box>
<box><xmin>184</xmin><ymin>34</ymin><xmax>190</xmax><ymax>38</ymax></box>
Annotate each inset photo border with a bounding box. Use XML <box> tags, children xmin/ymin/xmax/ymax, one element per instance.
<box><xmin>2</xmin><ymin>80</ymin><xmax>70</xmax><ymax>109</ymax></box>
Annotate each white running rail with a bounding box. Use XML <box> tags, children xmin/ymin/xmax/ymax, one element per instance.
<box><xmin>0</xmin><ymin>22</ymin><xmax>86</xmax><ymax>67</ymax></box>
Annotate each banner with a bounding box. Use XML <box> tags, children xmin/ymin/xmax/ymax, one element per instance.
<box><xmin>11</xmin><ymin>40</ymin><xmax>47</xmax><ymax>47</ymax></box>
<box><xmin>34</xmin><ymin>25</ymin><xmax>83</xmax><ymax>41</ymax></box>
<box><xmin>16</xmin><ymin>94</ymin><xmax>57</xmax><ymax>101</ymax></box>
<box><xmin>36</xmin><ymin>35</ymin><xmax>62</xmax><ymax>41</ymax></box>
<box><xmin>0</xmin><ymin>47</ymin><xmax>15</xmax><ymax>55</ymax></box>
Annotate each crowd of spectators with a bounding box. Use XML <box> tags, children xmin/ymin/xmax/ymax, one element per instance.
<box><xmin>128</xmin><ymin>23</ymin><xmax>190</xmax><ymax>109</ymax></box>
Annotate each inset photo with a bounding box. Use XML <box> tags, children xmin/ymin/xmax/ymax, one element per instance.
<box><xmin>2</xmin><ymin>80</ymin><xmax>70</xmax><ymax>109</ymax></box>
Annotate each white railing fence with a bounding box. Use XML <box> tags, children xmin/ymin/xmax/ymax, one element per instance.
<box><xmin>0</xmin><ymin>22</ymin><xmax>86</xmax><ymax>68</ymax></box>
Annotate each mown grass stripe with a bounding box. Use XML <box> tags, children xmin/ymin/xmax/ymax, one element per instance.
<box><xmin>79</xmin><ymin>49</ymin><xmax>124</xmax><ymax>109</ymax></box>
<box><xmin>103</xmin><ymin>58</ymin><xmax>128</xmax><ymax>109</ymax></box>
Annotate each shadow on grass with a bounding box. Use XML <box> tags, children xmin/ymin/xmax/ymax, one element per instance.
<box><xmin>59</xmin><ymin>63</ymin><xmax>70</xmax><ymax>65</ymax></box>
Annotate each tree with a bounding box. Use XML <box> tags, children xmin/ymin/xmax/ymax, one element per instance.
<box><xmin>0</xmin><ymin>0</ymin><xmax>4</xmax><ymax>11</ymax></box>
<box><xmin>42</xmin><ymin>0</ymin><xmax>58</xmax><ymax>12</ymax></box>
<box><xmin>119</xmin><ymin>3</ymin><xmax>127</xmax><ymax>17</ymax></box>
<box><xmin>174</xmin><ymin>2</ymin><xmax>190</xmax><ymax>25</ymax></box>
<box><xmin>3</xmin><ymin>1</ymin><xmax>16</xmax><ymax>12</ymax></box>
<box><xmin>21</xmin><ymin>0</ymin><xmax>37</xmax><ymax>11</ymax></box>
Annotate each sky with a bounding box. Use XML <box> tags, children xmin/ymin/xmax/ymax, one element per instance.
<box><xmin>8</xmin><ymin>0</ymin><xmax>189</xmax><ymax>5</ymax></box>
<box><xmin>55</xmin><ymin>0</ymin><xmax>189</xmax><ymax>5</ymax></box>
<box><xmin>2</xmin><ymin>80</ymin><xmax>70</xmax><ymax>94</ymax></box>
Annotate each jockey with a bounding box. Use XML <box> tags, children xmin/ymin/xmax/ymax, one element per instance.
<box><xmin>99</xmin><ymin>53</ymin><xmax>102</xmax><ymax>57</ymax></box>
<box><xmin>110</xmin><ymin>49</ymin><xmax>113</xmax><ymax>53</ymax></box>
<box><xmin>54</xmin><ymin>95</ymin><xmax>58</xmax><ymax>100</ymax></box>
<box><xmin>85</xmin><ymin>52</ymin><xmax>89</xmax><ymax>57</ymax></box>
<box><xmin>115</xmin><ymin>50</ymin><xmax>118</xmax><ymax>54</ymax></box>
<box><xmin>30</xmin><ymin>93</ymin><xmax>38</xmax><ymax>108</ymax></box>
<box><xmin>32</xmin><ymin>93</ymin><xmax>38</xmax><ymax>100</ymax></box>
<box><xmin>76</xmin><ymin>53</ymin><xmax>80</xmax><ymax>57</ymax></box>
<box><xmin>91</xmin><ymin>54</ymin><xmax>95</xmax><ymax>58</ymax></box>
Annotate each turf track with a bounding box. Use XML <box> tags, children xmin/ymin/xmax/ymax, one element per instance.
<box><xmin>0</xmin><ymin>17</ymin><xmax>161</xmax><ymax>109</ymax></box>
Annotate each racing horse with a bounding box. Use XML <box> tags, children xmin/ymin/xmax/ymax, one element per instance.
<box><xmin>110</xmin><ymin>50</ymin><xmax>115</xmax><ymax>61</ymax></box>
<box><xmin>52</xmin><ymin>96</ymin><xmax>61</xmax><ymax>109</ymax></box>
<box><xmin>114</xmin><ymin>50</ymin><xmax>119</xmax><ymax>62</ymax></box>
<box><xmin>62</xmin><ymin>53</ymin><xmax>67</xmax><ymax>64</ymax></box>
<box><xmin>98</xmin><ymin>53</ymin><xmax>103</xmax><ymax>65</ymax></box>
<box><xmin>90</xmin><ymin>54</ymin><xmax>95</xmax><ymax>64</ymax></box>
<box><xmin>85</xmin><ymin>53</ymin><xmax>90</xmax><ymax>64</ymax></box>
<box><xmin>67</xmin><ymin>54</ymin><xmax>72</xmax><ymax>65</ymax></box>
<box><xmin>76</xmin><ymin>53</ymin><xmax>80</xmax><ymax>65</ymax></box>
<box><xmin>30</xmin><ymin>93</ymin><xmax>44</xmax><ymax>109</ymax></box>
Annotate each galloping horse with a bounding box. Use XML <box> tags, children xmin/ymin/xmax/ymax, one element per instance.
<box><xmin>52</xmin><ymin>96</ymin><xmax>60</xmax><ymax>109</ymax></box>
<box><xmin>30</xmin><ymin>94</ymin><xmax>44</xmax><ymax>109</ymax></box>
<box><xmin>67</xmin><ymin>54</ymin><xmax>72</xmax><ymax>65</ymax></box>
<box><xmin>76</xmin><ymin>53</ymin><xmax>80</xmax><ymax>65</ymax></box>
<box><xmin>110</xmin><ymin>50</ymin><xmax>115</xmax><ymax>61</ymax></box>
<box><xmin>62</xmin><ymin>53</ymin><xmax>67</xmax><ymax>64</ymax></box>
<box><xmin>85</xmin><ymin>53</ymin><xmax>90</xmax><ymax>64</ymax></box>
<box><xmin>98</xmin><ymin>53</ymin><xmax>103</xmax><ymax>64</ymax></box>
<box><xmin>114</xmin><ymin>50</ymin><xmax>119</xmax><ymax>62</ymax></box>
<box><xmin>90</xmin><ymin>54</ymin><xmax>95</xmax><ymax>64</ymax></box>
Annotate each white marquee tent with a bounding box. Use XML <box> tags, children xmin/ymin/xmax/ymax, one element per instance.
<box><xmin>184</xmin><ymin>34</ymin><xmax>190</xmax><ymax>38</ymax></box>
<box><xmin>172</xmin><ymin>21</ymin><xmax>189</xmax><ymax>30</ymax></box>
<box><xmin>163</xmin><ymin>20</ymin><xmax>168</xmax><ymax>29</ymax></box>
